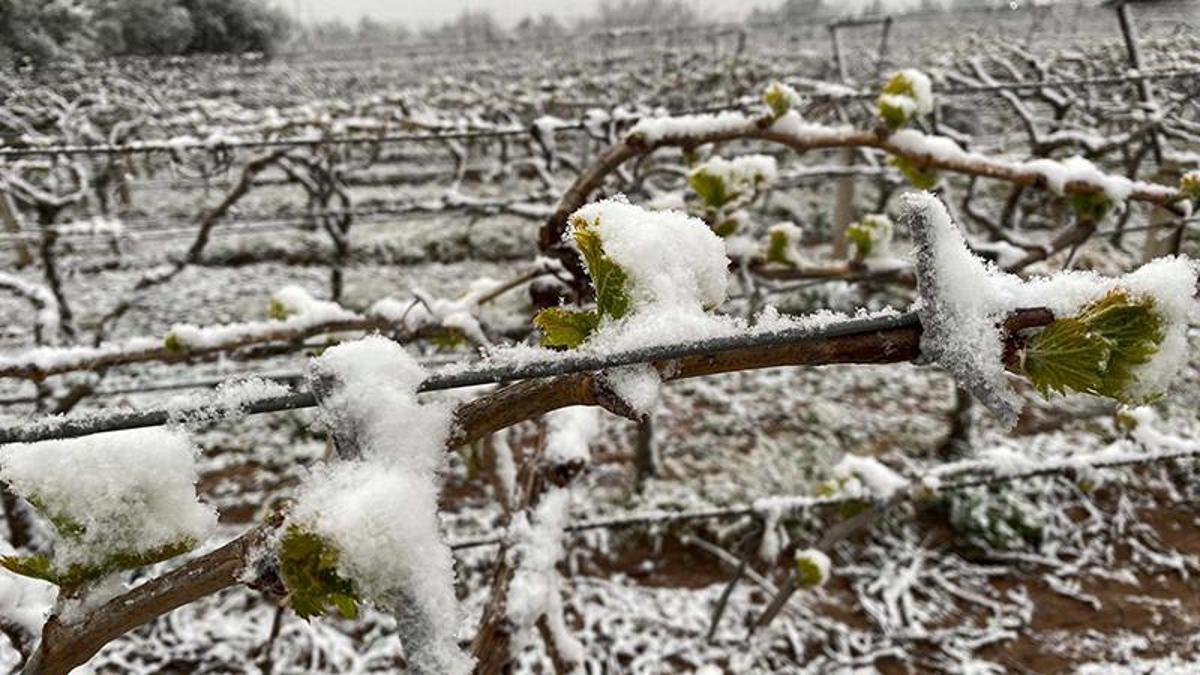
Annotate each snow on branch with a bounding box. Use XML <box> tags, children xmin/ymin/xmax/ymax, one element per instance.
<box><xmin>543</xmin><ymin>81</ymin><xmax>1189</xmax><ymax>258</ymax></box>
<box><xmin>903</xmin><ymin>192</ymin><xmax>1197</xmax><ymax>427</ymax></box>
<box><xmin>283</xmin><ymin>336</ymin><xmax>472</xmax><ymax>674</ymax></box>
<box><xmin>0</xmin><ymin>273</ymin><xmax>60</xmax><ymax>344</ymax></box>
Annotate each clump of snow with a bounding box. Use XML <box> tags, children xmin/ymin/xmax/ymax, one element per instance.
<box><xmin>506</xmin><ymin>487</ymin><xmax>584</xmax><ymax>667</ymax></box>
<box><xmin>492</xmin><ymin>429</ymin><xmax>518</xmax><ymax>507</ymax></box>
<box><xmin>271</xmin><ymin>285</ymin><xmax>352</xmax><ymax>320</ymax></box>
<box><xmin>768</xmin><ymin>110</ymin><xmax>858</xmax><ymax>140</ymax></box>
<box><xmin>288</xmin><ymin>462</ymin><xmax>469</xmax><ymax>673</ymax></box>
<box><xmin>370</xmin><ymin>279</ymin><xmax>497</xmax><ymax>347</ymax></box>
<box><xmin>601</xmin><ymin>365</ymin><xmax>662</xmax><ymax>417</ymax></box>
<box><xmin>289</xmin><ymin>336</ymin><xmax>470</xmax><ymax>674</ymax></box>
<box><xmin>689</xmin><ymin>154</ymin><xmax>777</xmax><ymax>201</ymax></box>
<box><xmin>545</xmin><ymin>407</ymin><xmax>603</xmax><ymax>467</ymax></box>
<box><xmin>0</xmin><ymin>542</ymin><xmax>55</xmax><ymax>634</ymax></box>
<box><xmin>892</xmin><ymin>69</ymin><xmax>934</xmax><ymax>114</ymax></box>
<box><xmin>1024</xmin><ymin>156</ymin><xmax>1134</xmax><ymax>204</ymax></box>
<box><xmin>0</xmin><ymin>428</ymin><xmax>216</xmax><ymax>574</ymax></box>
<box><xmin>166</xmin><ymin>285</ymin><xmax>358</xmax><ymax>351</ymax></box>
<box><xmin>878</xmin><ymin>69</ymin><xmax>934</xmax><ymax>128</ymax></box>
<box><xmin>306</xmin><ymin>335</ymin><xmax>446</xmax><ymax>469</ymax></box>
<box><xmin>832</xmin><ymin>454</ymin><xmax>909</xmax><ymax>499</ymax></box>
<box><xmin>625</xmin><ymin>111</ymin><xmax>752</xmax><ymax>144</ymax></box>
<box><xmin>904</xmin><ymin>192</ymin><xmax>1198</xmax><ymax>425</ymax></box>
<box><xmin>571</xmin><ymin>197</ymin><xmax>730</xmax><ymax>314</ymax></box>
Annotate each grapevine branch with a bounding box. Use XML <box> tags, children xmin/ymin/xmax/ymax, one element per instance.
<box><xmin>0</xmin><ymin>309</ymin><xmax>1060</xmax><ymax>445</ymax></box>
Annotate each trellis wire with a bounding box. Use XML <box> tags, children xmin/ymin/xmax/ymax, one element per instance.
<box><xmin>447</xmin><ymin>444</ymin><xmax>1200</xmax><ymax>551</ymax></box>
<box><xmin>0</xmin><ymin>311</ymin><xmax>920</xmax><ymax>444</ymax></box>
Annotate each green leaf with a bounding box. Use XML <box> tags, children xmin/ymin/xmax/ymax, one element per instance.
<box><xmin>268</xmin><ymin>297</ymin><xmax>292</xmax><ymax>321</ymax></box>
<box><xmin>331</xmin><ymin>593</ymin><xmax>359</xmax><ymax>619</ymax></box>
<box><xmin>1021</xmin><ymin>318</ymin><xmax>1109</xmax><ymax>398</ymax></box>
<box><xmin>1070</xmin><ymin>192</ymin><xmax>1113</xmax><ymax>222</ymax></box>
<box><xmin>846</xmin><ymin>223</ymin><xmax>873</xmax><ymax>260</ymax></box>
<box><xmin>877</xmin><ymin>97</ymin><xmax>910</xmax><ymax>131</ymax></box>
<box><xmin>1022</xmin><ymin>289</ymin><xmax>1164</xmax><ymax>402</ymax></box>
<box><xmin>688</xmin><ymin>169</ymin><xmax>733</xmax><ymax>209</ymax></box>
<box><xmin>1076</xmin><ymin>289</ymin><xmax>1163</xmax><ymax>400</ymax></box>
<box><xmin>430</xmin><ymin>331</ymin><xmax>468</xmax><ymax>351</ymax></box>
<box><xmin>889</xmin><ymin>156</ymin><xmax>938</xmax><ymax>190</ymax></box>
<box><xmin>712</xmin><ymin>218</ymin><xmax>739</xmax><ymax>238</ymax></box>
<box><xmin>763</xmin><ymin>82</ymin><xmax>794</xmax><ymax>119</ymax></box>
<box><xmin>571</xmin><ymin>218</ymin><xmax>631</xmax><ymax>320</ymax></box>
<box><xmin>163</xmin><ymin>332</ymin><xmax>185</xmax><ymax>353</ymax></box>
<box><xmin>1180</xmin><ymin>172</ymin><xmax>1200</xmax><ymax>200</ymax></box>
<box><xmin>26</xmin><ymin>495</ymin><xmax>86</xmax><ymax>539</ymax></box>
<box><xmin>1</xmin><ymin>554</ymin><xmax>57</xmax><ymax>584</ymax></box>
<box><xmin>766</xmin><ymin>229</ymin><xmax>794</xmax><ymax>266</ymax></box>
<box><xmin>280</xmin><ymin>526</ymin><xmax>360</xmax><ymax>620</ymax></box>
<box><xmin>794</xmin><ymin>553</ymin><xmax>827</xmax><ymax>588</ymax></box>
<box><xmin>533</xmin><ymin>308</ymin><xmax>600</xmax><ymax>349</ymax></box>
<box><xmin>882</xmin><ymin>71</ymin><xmax>918</xmax><ymax>99</ymax></box>
<box><xmin>1</xmin><ymin>539</ymin><xmax>197</xmax><ymax>588</ymax></box>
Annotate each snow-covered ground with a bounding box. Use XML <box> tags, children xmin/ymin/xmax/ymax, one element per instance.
<box><xmin>2</xmin><ymin>5</ymin><xmax>1200</xmax><ymax>672</ymax></box>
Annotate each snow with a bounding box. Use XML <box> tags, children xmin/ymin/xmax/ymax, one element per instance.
<box><xmin>572</xmin><ymin>197</ymin><xmax>729</xmax><ymax>313</ymax></box>
<box><xmin>167</xmin><ymin>285</ymin><xmax>358</xmax><ymax>351</ymax></box>
<box><xmin>626</xmin><ymin>111</ymin><xmax>753</xmax><ymax>144</ymax></box>
<box><xmin>0</xmin><ymin>273</ymin><xmax>59</xmax><ymax>342</ymax></box>
<box><xmin>894</xmin><ymin>69</ymin><xmax>934</xmax><ymax>115</ymax></box>
<box><xmin>1024</xmin><ymin>156</ymin><xmax>1135</xmax><ymax>203</ymax></box>
<box><xmin>164</xmin><ymin>377</ymin><xmax>293</xmax><ymax>427</ymax></box>
<box><xmin>545</xmin><ymin>407</ymin><xmax>602</xmax><ymax>466</ymax></box>
<box><xmin>371</xmin><ymin>279</ymin><xmax>498</xmax><ymax>347</ymax></box>
<box><xmin>290</xmin><ymin>336</ymin><xmax>471</xmax><ymax>674</ymax></box>
<box><xmin>886</xmin><ymin>130</ymin><xmax>1149</xmax><ymax>205</ymax></box>
<box><xmin>904</xmin><ymin>192</ymin><xmax>1198</xmax><ymax>425</ymax></box>
<box><xmin>832</xmin><ymin>454</ymin><xmax>909</xmax><ymax>499</ymax></box>
<box><xmin>768</xmin><ymin>110</ymin><xmax>858</xmax><ymax>141</ymax></box>
<box><xmin>506</xmin><ymin>487</ymin><xmax>584</xmax><ymax>669</ymax></box>
<box><xmin>601</xmin><ymin>365</ymin><xmax>662</xmax><ymax>417</ymax></box>
<box><xmin>689</xmin><ymin>154</ymin><xmax>778</xmax><ymax>199</ymax></box>
<box><xmin>0</xmin><ymin>541</ymin><xmax>55</xmax><ymax>635</ymax></box>
<box><xmin>0</xmin><ymin>337</ymin><xmax>163</xmax><ymax>375</ymax></box>
<box><xmin>288</xmin><ymin>462</ymin><xmax>469</xmax><ymax>674</ymax></box>
<box><xmin>0</xmin><ymin>428</ymin><xmax>216</xmax><ymax>574</ymax></box>
<box><xmin>492</xmin><ymin>429</ymin><xmax>518</xmax><ymax>507</ymax></box>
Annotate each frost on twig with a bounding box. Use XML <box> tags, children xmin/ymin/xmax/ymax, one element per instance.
<box><xmin>904</xmin><ymin>192</ymin><xmax>1197</xmax><ymax>427</ymax></box>
<box><xmin>284</xmin><ymin>336</ymin><xmax>472</xmax><ymax>674</ymax></box>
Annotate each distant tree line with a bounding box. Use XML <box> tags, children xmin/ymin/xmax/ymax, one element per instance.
<box><xmin>299</xmin><ymin>0</ymin><xmax>704</xmax><ymax>49</ymax></box>
<box><xmin>0</xmin><ymin>0</ymin><xmax>290</xmax><ymax>66</ymax></box>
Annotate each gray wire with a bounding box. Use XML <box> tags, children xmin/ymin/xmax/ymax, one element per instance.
<box><xmin>0</xmin><ymin>311</ymin><xmax>919</xmax><ymax>444</ymax></box>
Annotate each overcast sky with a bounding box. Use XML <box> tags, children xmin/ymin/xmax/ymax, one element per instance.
<box><xmin>284</xmin><ymin>0</ymin><xmax>772</xmax><ymax>28</ymax></box>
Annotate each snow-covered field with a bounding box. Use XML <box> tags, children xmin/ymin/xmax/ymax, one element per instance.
<box><xmin>1</xmin><ymin>2</ymin><xmax>1200</xmax><ymax>673</ymax></box>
